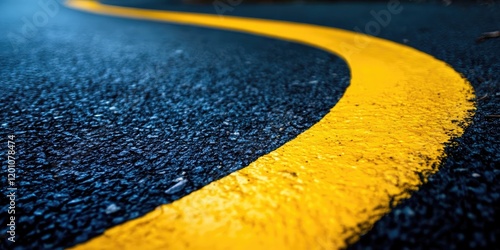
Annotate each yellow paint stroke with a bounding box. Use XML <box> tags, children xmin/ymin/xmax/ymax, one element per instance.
<box><xmin>66</xmin><ymin>1</ymin><xmax>475</xmax><ymax>249</ymax></box>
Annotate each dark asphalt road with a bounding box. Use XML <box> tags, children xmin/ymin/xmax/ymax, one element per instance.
<box><xmin>1</xmin><ymin>1</ymin><xmax>349</xmax><ymax>249</ymax></box>
<box><xmin>1</xmin><ymin>0</ymin><xmax>499</xmax><ymax>249</ymax></box>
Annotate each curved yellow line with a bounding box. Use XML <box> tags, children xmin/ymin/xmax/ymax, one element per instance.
<box><xmin>65</xmin><ymin>1</ymin><xmax>475</xmax><ymax>249</ymax></box>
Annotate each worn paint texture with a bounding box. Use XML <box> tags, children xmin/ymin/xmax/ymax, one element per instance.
<box><xmin>66</xmin><ymin>1</ymin><xmax>475</xmax><ymax>249</ymax></box>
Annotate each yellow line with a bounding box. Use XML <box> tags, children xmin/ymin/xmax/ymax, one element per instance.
<box><xmin>65</xmin><ymin>1</ymin><xmax>475</xmax><ymax>249</ymax></box>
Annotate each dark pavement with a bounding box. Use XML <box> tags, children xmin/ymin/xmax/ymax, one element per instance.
<box><xmin>1</xmin><ymin>0</ymin><xmax>499</xmax><ymax>249</ymax></box>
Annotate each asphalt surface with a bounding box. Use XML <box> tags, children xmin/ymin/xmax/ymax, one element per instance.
<box><xmin>1</xmin><ymin>0</ymin><xmax>499</xmax><ymax>249</ymax></box>
<box><xmin>0</xmin><ymin>1</ymin><xmax>349</xmax><ymax>249</ymax></box>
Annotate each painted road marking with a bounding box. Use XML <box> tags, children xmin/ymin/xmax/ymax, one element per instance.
<box><xmin>65</xmin><ymin>1</ymin><xmax>475</xmax><ymax>249</ymax></box>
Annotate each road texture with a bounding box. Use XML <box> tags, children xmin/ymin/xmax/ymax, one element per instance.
<box><xmin>1</xmin><ymin>1</ymin><xmax>349</xmax><ymax>249</ymax></box>
<box><xmin>1</xmin><ymin>0</ymin><xmax>499</xmax><ymax>249</ymax></box>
